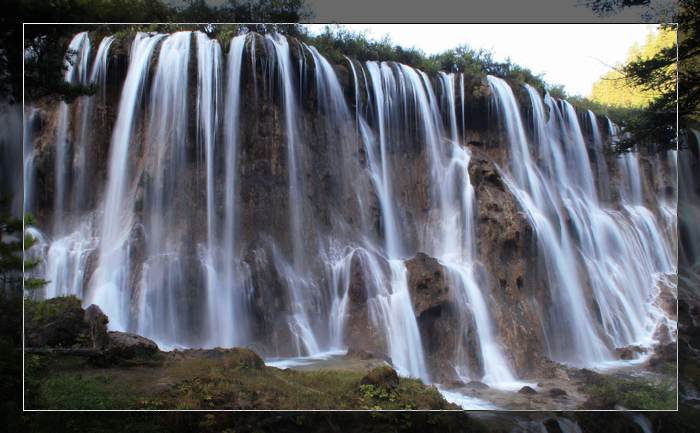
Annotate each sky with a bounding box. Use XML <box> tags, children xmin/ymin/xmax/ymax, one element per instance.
<box><xmin>304</xmin><ymin>24</ymin><xmax>660</xmax><ymax>97</ymax></box>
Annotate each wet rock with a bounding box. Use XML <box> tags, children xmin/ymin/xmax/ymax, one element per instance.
<box><xmin>653</xmin><ymin>322</ymin><xmax>673</xmax><ymax>345</ymax></box>
<box><xmin>416</xmin><ymin>300</ymin><xmax>483</xmax><ymax>383</ymax></box>
<box><xmin>538</xmin><ymin>359</ymin><xmax>570</xmax><ymax>380</ymax></box>
<box><xmin>543</xmin><ymin>418</ymin><xmax>564</xmax><ymax>433</ymax></box>
<box><xmin>84</xmin><ymin>304</ymin><xmax>109</xmax><ymax>349</ymax></box>
<box><xmin>549</xmin><ymin>387</ymin><xmax>567</xmax><ymax>398</ymax></box>
<box><xmin>468</xmin><ymin>153</ymin><xmax>547</xmax><ymax>376</ymax></box>
<box><xmin>442</xmin><ymin>380</ymin><xmax>466</xmax><ymax>389</ymax></box>
<box><xmin>465</xmin><ymin>380</ymin><xmax>490</xmax><ymax>390</ymax></box>
<box><xmin>346</xmin><ymin>347</ymin><xmax>374</xmax><ymax>360</ymax></box>
<box><xmin>344</xmin><ymin>250</ymin><xmax>389</xmax><ymax>357</ymax></box>
<box><xmin>647</xmin><ymin>341</ymin><xmax>677</xmax><ymax>368</ymax></box>
<box><xmin>361</xmin><ymin>365</ymin><xmax>400</xmax><ymax>391</ymax></box>
<box><xmin>24</xmin><ymin>296</ymin><xmax>88</xmax><ymax>348</ymax></box>
<box><xmin>615</xmin><ymin>345</ymin><xmax>647</xmax><ymax>360</ymax></box>
<box><xmin>405</xmin><ymin>252</ymin><xmax>450</xmax><ymax>317</ymax></box>
<box><xmin>518</xmin><ymin>385</ymin><xmax>537</xmax><ymax>395</ymax></box>
<box><xmin>106</xmin><ymin>331</ymin><xmax>158</xmax><ymax>360</ymax></box>
<box><xmin>404</xmin><ymin>252</ymin><xmax>483</xmax><ymax>382</ymax></box>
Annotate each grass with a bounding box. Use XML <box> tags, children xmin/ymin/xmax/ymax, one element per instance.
<box><xmin>25</xmin><ymin>350</ymin><xmax>455</xmax><ymax>410</ymax></box>
<box><xmin>37</xmin><ymin>373</ymin><xmax>138</xmax><ymax>409</ymax></box>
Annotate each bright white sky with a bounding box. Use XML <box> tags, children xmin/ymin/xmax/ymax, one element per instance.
<box><xmin>304</xmin><ymin>24</ymin><xmax>659</xmax><ymax>97</ymax></box>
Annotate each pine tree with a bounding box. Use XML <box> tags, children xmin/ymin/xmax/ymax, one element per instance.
<box><xmin>0</xmin><ymin>200</ymin><xmax>47</xmax><ymax>295</ymax></box>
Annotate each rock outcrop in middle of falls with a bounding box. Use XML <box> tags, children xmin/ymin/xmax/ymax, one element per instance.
<box><xmin>469</xmin><ymin>153</ymin><xmax>549</xmax><ymax>376</ymax></box>
<box><xmin>405</xmin><ymin>252</ymin><xmax>483</xmax><ymax>383</ymax></box>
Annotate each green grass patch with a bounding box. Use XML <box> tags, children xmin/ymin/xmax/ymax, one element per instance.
<box><xmin>35</xmin><ymin>372</ymin><xmax>137</xmax><ymax>409</ymax></box>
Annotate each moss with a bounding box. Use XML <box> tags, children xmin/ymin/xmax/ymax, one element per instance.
<box><xmin>35</xmin><ymin>373</ymin><xmax>137</xmax><ymax>409</ymax></box>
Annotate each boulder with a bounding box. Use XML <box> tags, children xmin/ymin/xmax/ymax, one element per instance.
<box><xmin>465</xmin><ymin>380</ymin><xmax>490</xmax><ymax>390</ymax></box>
<box><xmin>360</xmin><ymin>365</ymin><xmax>400</xmax><ymax>391</ymax></box>
<box><xmin>518</xmin><ymin>385</ymin><xmax>537</xmax><ymax>395</ymax></box>
<box><xmin>24</xmin><ymin>296</ymin><xmax>88</xmax><ymax>348</ymax></box>
<box><xmin>549</xmin><ymin>388</ymin><xmax>567</xmax><ymax>398</ymax></box>
<box><xmin>538</xmin><ymin>359</ymin><xmax>570</xmax><ymax>380</ymax></box>
<box><xmin>202</xmin><ymin>347</ymin><xmax>264</xmax><ymax>369</ymax></box>
<box><xmin>106</xmin><ymin>331</ymin><xmax>158</xmax><ymax>360</ymax></box>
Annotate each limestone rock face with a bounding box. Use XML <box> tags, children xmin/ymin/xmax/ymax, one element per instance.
<box><xmin>404</xmin><ymin>252</ymin><xmax>483</xmax><ymax>382</ymax></box>
<box><xmin>469</xmin><ymin>153</ymin><xmax>548</xmax><ymax>376</ymax></box>
<box><xmin>344</xmin><ymin>250</ymin><xmax>389</xmax><ymax>357</ymax></box>
<box><xmin>416</xmin><ymin>300</ymin><xmax>483</xmax><ymax>383</ymax></box>
<box><xmin>405</xmin><ymin>252</ymin><xmax>450</xmax><ymax>317</ymax></box>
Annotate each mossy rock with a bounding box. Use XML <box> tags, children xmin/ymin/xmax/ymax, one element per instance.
<box><xmin>360</xmin><ymin>365</ymin><xmax>399</xmax><ymax>391</ymax></box>
<box><xmin>24</xmin><ymin>296</ymin><xmax>89</xmax><ymax>348</ymax></box>
<box><xmin>202</xmin><ymin>347</ymin><xmax>264</xmax><ymax>369</ymax></box>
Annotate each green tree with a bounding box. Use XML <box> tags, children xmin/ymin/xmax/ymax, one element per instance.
<box><xmin>3</xmin><ymin>0</ymin><xmax>311</xmax><ymax>103</ymax></box>
<box><xmin>584</xmin><ymin>0</ymin><xmax>696</xmax><ymax>153</ymax></box>
<box><xmin>590</xmin><ymin>28</ymin><xmax>676</xmax><ymax>109</ymax></box>
<box><xmin>0</xmin><ymin>208</ymin><xmax>47</xmax><ymax>294</ymax></box>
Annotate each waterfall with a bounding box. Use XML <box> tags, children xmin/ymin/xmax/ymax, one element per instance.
<box><xmin>53</xmin><ymin>32</ymin><xmax>91</xmax><ymax>234</ymax></box>
<box><xmin>679</xmin><ymin>129</ymin><xmax>700</xmax><ymax>268</ymax></box>
<box><xmin>364</xmin><ymin>62</ymin><xmax>404</xmax><ymax>258</ymax></box>
<box><xmin>265</xmin><ymin>34</ymin><xmax>320</xmax><ymax>356</ymax></box>
<box><xmin>38</xmin><ymin>34</ymin><xmax>113</xmax><ymax>301</ymax></box>
<box><xmin>30</xmin><ymin>31</ymin><xmax>676</xmax><ymax>392</ymax></box>
<box><xmin>490</xmin><ymin>76</ymin><xmax>675</xmax><ymax>366</ymax></box>
<box><xmin>23</xmin><ymin>107</ymin><xmax>40</xmax><ymax>215</ymax></box>
<box><xmin>489</xmin><ymin>76</ymin><xmax>612</xmax><ymax>365</ymax></box>
<box><xmin>73</xmin><ymin>35</ymin><xmax>115</xmax><ymax>213</ymax></box>
<box><xmin>587</xmin><ymin>110</ymin><xmax>611</xmax><ymax>202</ymax></box>
<box><xmin>87</xmin><ymin>32</ymin><xmax>165</xmax><ymax>331</ymax></box>
<box><xmin>135</xmin><ymin>31</ymin><xmax>193</xmax><ymax>344</ymax></box>
<box><xmin>432</xmin><ymin>73</ymin><xmax>517</xmax><ymax>387</ymax></box>
<box><xmin>198</xmin><ymin>32</ymin><xmax>253</xmax><ymax>348</ymax></box>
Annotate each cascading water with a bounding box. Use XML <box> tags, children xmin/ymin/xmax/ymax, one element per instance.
<box><xmin>28</xmin><ymin>31</ymin><xmax>676</xmax><ymax>403</ymax></box>
<box><xmin>53</xmin><ymin>32</ymin><xmax>91</xmax><ymax>234</ymax></box>
<box><xmin>490</xmin><ymin>76</ymin><xmax>675</xmax><ymax>366</ymax></box>
<box><xmin>135</xmin><ymin>31</ymin><xmax>193</xmax><ymax>344</ymax></box>
<box><xmin>196</xmin><ymin>32</ymin><xmax>250</xmax><ymax>348</ymax></box>
<box><xmin>33</xmin><ymin>33</ymin><xmax>113</xmax><ymax>301</ymax></box>
<box><xmin>87</xmin><ymin>32</ymin><xmax>166</xmax><ymax>331</ymax></box>
<box><xmin>265</xmin><ymin>33</ymin><xmax>320</xmax><ymax>356</ymax></box>
<box><xmin>587</xmin><ymin>110</ymin><xmax>611</xmax><ymax>202</ymax></box>
<box><xmin>489</xmin><ymin>76</ymin><xmax>612</xmax><ymax>365</ymax></box>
